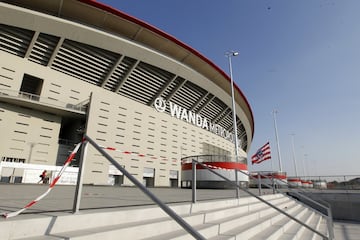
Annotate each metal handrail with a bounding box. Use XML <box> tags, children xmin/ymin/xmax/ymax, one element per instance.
<box><xmin>83</xmin><ymin>135</ymin><xmax>206</xmax><ymax>240</ymax></box>
<box><xmin>253</xmin><ymin>172</ymin><xmax>334</xmax><ymax>239</ymax></box>
<box><xmin>192</xmin><ymin>160</ymin><xmax>330</xmax><ymax>240</ymax></box>
<box><xmin>286</xmin><ymin>191</ymin><xmax>334</xmax><ymax>239</ymax></box>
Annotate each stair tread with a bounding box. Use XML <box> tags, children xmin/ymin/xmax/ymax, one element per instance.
<box><xmin>219</xmin><ymin>202</ymin><xmax>304</xmax><ymax>239</ymax></box>
<box><xmin>209</xmin><ymin>198</ymin><xmax>294</xmax><ymax>225</ymax></box>
<box><xmin>293</xmin><ymin>213</ymin><xmax>321</xmax><ymax>239</ymax></box>
<box><xmin>16</xmin><ymin>236</ymin><xmax>64</xmax><ymax>240</ymax></box>
<box><xmin>142</xmin><ymin>222</ymin><xmax>217</xmax><ymax>240</ymax></box>
<box><xmin>217</xmin><ymin>200</ymin><xmax>298</xmax><ymax>234</ymax></box>
<box><xmin>220</xmin><ymin>209</ymin><xmax>285</xmax><ymax>236</ymax></box>
<box><xmin>277</xmin><ymin>213</ymin><xmax>327</xmax><ymax>240</ymax></box>
<box><xmin>200</xmin><ymin>194</ymin><xmax>288</xmax><ymax>218</ymax></box>
<box><xmin>4</xmin><ymin>194</ymin><xmax>330</xmax><ymax>240</ymax></box>
<box><xmin>249</xmin><ymin>207</ymin><xmax>311</xmax><ymax>240</ymax></box>
<box><xmin>48</xmin><ymin>196</ymin><xmax>291</xmax><ymax>239</ymax></box>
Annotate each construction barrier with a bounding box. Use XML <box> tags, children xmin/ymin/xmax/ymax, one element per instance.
<box><xmin>2</xmin><ymin>142</ymin><xmax>235</xmax><ymax>218</ymax></box>
<box><xmin>2</xmin><ymin>141</ymin><xmax>83</xmax><ymax>218</ymax></box>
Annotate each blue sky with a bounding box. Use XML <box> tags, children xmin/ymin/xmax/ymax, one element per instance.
<box><xmin>100</xmin><ymin>0</ymin><xmax>360</xmax><ymax>177</ymax></box>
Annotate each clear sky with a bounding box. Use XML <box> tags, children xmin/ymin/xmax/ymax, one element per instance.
<box><xmin>99</xmin><ymin>0</ymin><xmax>360</xmax><ymax>177</ymax></box>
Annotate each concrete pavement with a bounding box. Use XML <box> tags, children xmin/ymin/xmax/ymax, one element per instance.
<box><xmin>0</xmin><ymin>183</ymin><xmax>275</xmax><ymax>216</ymax></box>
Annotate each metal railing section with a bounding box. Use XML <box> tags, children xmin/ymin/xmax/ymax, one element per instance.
<box><xmin>78</xmin><ymin>135</ymin><xmax>206</xmax><ymax>240</ymax></box>
<box><xmin>182</xmin><ymin>154</ymin><xmax>247</xmax><ymax>164</ymax></box>
<box><xmin>191</xmin><ymin>160</ymin><xmax>333</xmax><ymax>240</ymax></box>
<box><xmin>0</xmin><ymin>89</ymin><xmax>87</xmax><ymax>112</ymax></box>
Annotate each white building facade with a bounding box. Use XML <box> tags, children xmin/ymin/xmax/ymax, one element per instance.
<box><xmin>0</xmin><ymin>0</ymin><xmax>254</xmax><ymax>187</ymax></box>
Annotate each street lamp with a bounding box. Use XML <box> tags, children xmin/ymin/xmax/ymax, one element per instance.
<box><xmin>290</xmin><ymin>133</ymin><xmax>298</xmax><ymax>177</ymax></box>
<box><xmin>225</xmin><ymin>51</ymin><xmax>240</xmax><ymax>197</ymax></box>
<box><xmin>272</xmin><ymin>109</ymin><xmax>283</xmax><ymax>172</ymax></box>
<box><xmin>225</xmin><ymin>51</ymin><xmax>240</xmax><ymax>162</ymax></box>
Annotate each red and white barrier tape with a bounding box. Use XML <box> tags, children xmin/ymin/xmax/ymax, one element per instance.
<box><xmin>2</xmin><ymin>141</ymin><xmax>83</xmax><ymax>218</ymax></box>
<box><xmin>201</xmin><ymin>163</ymin><xmax>232</xmax><ymax>171</ymax></box>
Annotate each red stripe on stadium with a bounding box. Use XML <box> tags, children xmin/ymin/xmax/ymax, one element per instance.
<box><xmin>181</xmin><ymin>162</ymin><xmax>248</xmax><ymax>171</ymax></box>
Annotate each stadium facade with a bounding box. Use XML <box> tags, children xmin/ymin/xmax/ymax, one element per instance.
<box><xmin>0</xmin><ymin>0</ymin><xmax>254</xmax><ymax>187</ymax></box>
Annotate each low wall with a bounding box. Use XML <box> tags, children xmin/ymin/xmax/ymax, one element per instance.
<box><xmin>288</xmin><ymin>190</ymin><xmax>360</xmax><ymax>222</ymax></box>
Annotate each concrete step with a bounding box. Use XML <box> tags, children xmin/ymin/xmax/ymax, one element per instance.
<box><xmin>297</xmin><ymin>214</ymin><xmax>324</xmax><ymax>240</ymax></box>
<box><xmin>203</xmin><ymin>194</ymin><xmax>290</xmax><ymax>223</ymax></box>
<box><xmin>215</xmin><ymin>201</ymin><xmax>301</xmax><ymax>239</ymax></box>
<box><xmin>316</xmin><ymin>221</ymin><xmax>330</xmax><ymax>240</ymax></box>
<box><xmin>57</xmin><ymin>195</ymin><xmax>288</xmax><ymax>240</ymax></box>
<box><xmin>52</xmin><ymin>194</ymin><xmax>286</xmax><ymax>239</ymax></box>
<box><xmin>250</xmin><ymin>207</ymin><xmax>310</xmax><ymax>240</ymax></box>
<box><xmin>1</xmin><ymin>193</ymin><xmax>330</xmax><ymax>240</ymax></box>
<box><xmin>277</xmin><ymin>211</ymin><xmax>327</xmax><ymax>240</ymax></box>
<box><xmin>142</xmin><ymin>196</ymin><xmax>292</xmax><ymax>240</ymax></box>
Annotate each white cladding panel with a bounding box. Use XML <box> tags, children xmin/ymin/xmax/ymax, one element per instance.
<box><xmin>0</xmin><ymin>2</ymin><xmax>253</xmax><ymax>187</ymax></box>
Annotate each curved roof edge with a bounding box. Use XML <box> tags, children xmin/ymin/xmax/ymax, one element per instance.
<box><xmin>79</xmin><ymin>0</ymin><xmax>254</xmax><ymax>139</ymax></box>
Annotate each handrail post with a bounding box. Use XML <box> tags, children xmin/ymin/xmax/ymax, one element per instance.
<box><xmin>192</xmin><ymin>159</ymin><xmax>197</xmax><ymax>203</ymax></box>
<box><xmin>235</xmin><ymin>168</ymin><xmax>240</xmax><ymax>198</ymax></box>
<box><xmin>272</xmin><ymin>174</ymin><xmax>276</xmax><ymax>194</ymax></box>
<box><xmin>326</xmin><ymin>204</ymin><xmax>334</xmax><ymax>240</ymax></box>
<box><xmin>72</xmin><ymin>140</ymin><xmax>88</xmax><ymax>213</ymax></box>
<box><xmin>258</xmin><ymin>174</ymin><xmax>262</xmax><ymax>196</ymax></box>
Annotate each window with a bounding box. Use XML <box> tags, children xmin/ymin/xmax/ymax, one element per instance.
<box><xmin>20</xmin><ymin>74</ymin><xmax>43</xmax><ymax>96</ymax></box>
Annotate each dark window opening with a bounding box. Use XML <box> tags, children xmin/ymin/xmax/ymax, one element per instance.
<box><xmin>20</xmin><ymin>74</ymin><xmax>43</xmax><ymax>96</ymax></box>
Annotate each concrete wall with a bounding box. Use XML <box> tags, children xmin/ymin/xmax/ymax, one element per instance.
<box><xmin>290</xmin><ymin>191</ymin><xmax>360</xmax><ymax>222</ymax></box>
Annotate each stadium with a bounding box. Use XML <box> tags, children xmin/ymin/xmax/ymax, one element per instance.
<box><xmin>0</xmin><ymin>0</ymin><xmax>254</xmax><ymax>187</ymax></box>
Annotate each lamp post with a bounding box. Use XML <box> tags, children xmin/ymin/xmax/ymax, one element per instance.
<box><xmin>272</xmin><ymin>110</ymin><xmax>283</xmax><ymax>172</ymax></box>
<box><xmin>225</xmin><ymin>51</ymin><xmax>240</xmax><ymax>160</ymax></box>
<box><xmin>225</xmin><ymin>51</ymin><xmax>240</xmax><ymax>197</ymax></box>
<box><xmin>290</xmin><ymin>133</ymin><xmax>298</xmax><ymax>177</ymax></box>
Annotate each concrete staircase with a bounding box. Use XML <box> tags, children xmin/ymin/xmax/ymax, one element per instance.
<box><xmin>1</xmin><ymin>193</ymin><xmax>329</xmax><ymax>240</ymax></box>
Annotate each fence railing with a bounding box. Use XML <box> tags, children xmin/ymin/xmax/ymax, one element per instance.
<box><xmin>286</xmin><ymin>175</ymin><xmax>360</xmax><ymax>190</ymax></box>
<box><xmin>181</xmin><ymin>154</ymin><xmax>247</xmax><ymax>164</ymax></box>
<box><xmin>191</xmin><ymin>160</ymin><xmax>333</xmax><ymax>240</ymax></box>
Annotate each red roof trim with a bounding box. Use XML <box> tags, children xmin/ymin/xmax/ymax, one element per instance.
<box><xmin>78</xmin><ymin>0</ymin><xmax>254</xmax><ymax>137</ymax></box>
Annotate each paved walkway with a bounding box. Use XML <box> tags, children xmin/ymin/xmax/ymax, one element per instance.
<box><xmin>1</xmin><ymin>184</ymin><xmax>359</xmax><ymax>240</ymax></box>
<box><xmin>334</xmin><ymin>221</ymin><xmax>360</xmax><ymax>240</ymax></box>
<box><xmin>0</xmin><ymin>183</ymin><xmax>275</xmax><ymax>216</ymax></box>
